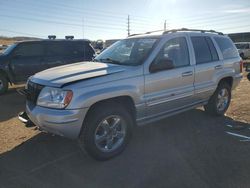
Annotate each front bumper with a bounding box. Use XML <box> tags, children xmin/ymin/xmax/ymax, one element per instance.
<box><xmin>25</xmin><ymin>101</ymin><xmax>88</xmax><ymax>139</ymax></box>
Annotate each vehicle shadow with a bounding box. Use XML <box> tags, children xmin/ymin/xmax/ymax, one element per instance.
<box><xmin>0</xmin><ymin>87</ymin><xmax>25</xmax><ymax>122</ymax></box>
<box><xmin>1</xmin><ymin>109</ymin><xmax>250</xmax><ymax>188</ymax></box>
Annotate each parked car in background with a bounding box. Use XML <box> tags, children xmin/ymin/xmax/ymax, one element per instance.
<box><xmin>246</xmin><ymin>64</ymin><xmax>250</xmax><ymax>81</ymax></box>
<box><xmin>235</xmin><ymin>42</ymin><xmax>250</xmax><ymax>59</ymax></box>
<box><xmin>0</xmin><ymin>39</ymin><xmax>95</xmax><ymax>94</ymax></box>
<box><xmin>19</xmin><ymin>29</ymin><xmax>242</xmax><ymax>160</ymax></box>
<box><xmin>0</xmin><ymin>44</ymin><xmax>8</xmax><ymax>51</ymax></box>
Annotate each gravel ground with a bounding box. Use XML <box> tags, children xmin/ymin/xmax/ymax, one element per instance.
<box><xmin>0</xmin><ymin>72</ymin><xmax>250</xmax><ymax>188</ymax></box>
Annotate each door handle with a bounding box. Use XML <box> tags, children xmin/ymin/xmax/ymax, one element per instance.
<box><xmin>214</xmin><ymin>65</ymin><xmax>223</xmax><ymax>70</ymax></box>
<box><xmin>182</xmin><ymin>71</ymin><xmax>193</xmax><ymax>77</ymax></box>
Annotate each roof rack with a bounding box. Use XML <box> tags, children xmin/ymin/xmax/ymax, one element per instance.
<box><xmin>162</xmin><ymin>28</ymin><xmax>224</xmax><ymax>35</ymax></box>
<box><xmin>65</xmin><ymin>35</ymin><xmax>74</xmax><ymax>40</ymax></box>
<box><xmin>48</xmin><ymin>35</ymin><xmax>56</xmax><ymax>40</ymax></box>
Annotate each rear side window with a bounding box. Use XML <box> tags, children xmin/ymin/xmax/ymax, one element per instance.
<box><xmin>214</xmin><ymin>37</ymin><xmax>239</xmax><ymax>59</ymax></box>
<box><xmin>191</xmin><ymin>36</ymin><xmax>213</xmax><ymax>64</ymax></box>
<box><xmin>46</xmin><ymin>43</ymin><xmax>68</xmax><ymax>56</ymax></box>
<box><xmin>205</xmin><ymin>37</ymin><xmax>219</xmax><ymax>61</ymax></box>
<box><xmin>14</xmin><ymin>43</ymin><xmax>44</xmax><ymax>57</ymax></box>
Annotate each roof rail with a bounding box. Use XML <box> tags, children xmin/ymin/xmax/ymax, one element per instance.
<box><xmin>163</xmin><ymin>28</ymin><xmax>224</xmax><ymax>35</ymax></box>
<box><xmin>129</xmin><ymin>29</ymin><xmax>164</xmax><ymax>37</ymax></box>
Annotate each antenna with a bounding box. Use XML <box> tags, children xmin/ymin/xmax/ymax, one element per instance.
<box><xmin>127</xmin><ymin>15</ymin><xmax>130</xmax><ymax>36</ymax></box>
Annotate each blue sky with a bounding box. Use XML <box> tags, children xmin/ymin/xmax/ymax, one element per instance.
<box><xmin>0</xmin><ymin>0</ymin><xmax>249</xmax><ymax>40</ymax></box>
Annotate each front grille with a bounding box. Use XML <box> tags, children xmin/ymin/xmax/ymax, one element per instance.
<box><xmin>26</xmin><ymin>81</ymin><xmax>44</xmax><ymax>104</ymax></box>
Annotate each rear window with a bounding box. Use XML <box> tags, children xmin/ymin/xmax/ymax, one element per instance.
<box><xmin>214</xmin><ymin>37</ymin><xmax>239</xmax><ymax>59</ymax></box>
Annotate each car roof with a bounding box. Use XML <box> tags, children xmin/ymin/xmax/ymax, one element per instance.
<box><xmin>14</xmin><ymin>39</ymin><xmax>91</xmax><ymax>45</ymax></box>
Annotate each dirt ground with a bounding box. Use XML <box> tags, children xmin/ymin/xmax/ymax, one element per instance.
<box><xmin>0</xmin><ymin>71</ymin><xmax>250</xmax><ymax>188</ymax></box>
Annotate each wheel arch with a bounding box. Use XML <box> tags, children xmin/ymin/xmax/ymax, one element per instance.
<box><xmin>84</xmin><ymin>95</ymin><xmax>136</xmax><ymax>123</ymax></box>
<box><xmin>218</xmin><ymin>76</ymin><xmax>233</xmax><ymax>88</ymax></box>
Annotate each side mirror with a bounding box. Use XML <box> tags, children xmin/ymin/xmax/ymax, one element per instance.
<box><xmin>150</xmin><ymin>58</ymin><xmax>174</xmax><ymax>73</ymax></box>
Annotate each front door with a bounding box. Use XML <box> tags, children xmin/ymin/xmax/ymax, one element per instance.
<box><xmin>10</xmin><ymin>43</ymin><xmax>45</xmax><ymax>82</ymax></box>
<box><xmin>144</xmin><ymin>36</ymin><xmax>195</xmax><ymax>118</ymax></box>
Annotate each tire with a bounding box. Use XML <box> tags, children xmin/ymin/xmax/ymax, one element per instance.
<box><xmin>204</xmin><ymin>82</ymin><xmax>231</xmax><ymax>116</ymax></box>
<box><xmin>0</xmin><ymin>74</ymin><xmax>8</xmax><ymax>94</ymax></box>
<box><xmin>78</xmin><ymin>102</ymin><xmax>133</xmax><ymax>160</ymax></box>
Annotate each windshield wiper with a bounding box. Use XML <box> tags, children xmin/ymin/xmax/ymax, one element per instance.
<box><xmin>99</xmin><ymin>58</ymin><xmax>122</xmax><ymax>65</ymax></box>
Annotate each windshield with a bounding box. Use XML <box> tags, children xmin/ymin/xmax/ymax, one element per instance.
<box><xmin>235</xmin><ymin>43</ymin><xmax>249</xmax><ymax>49</ymax></box>
<box><xmin>2</xmin><ymin>44</ymin><xmax>17</xmax><ymax>55</ymax></box>
<box><xmin>95</xmin><ymin>38</ymin><xmax>158</xmax><ymax>65</ymax></box>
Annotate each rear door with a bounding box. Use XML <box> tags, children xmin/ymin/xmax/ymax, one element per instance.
<box><xmin>9</xmin><ymin>42</ymin><xmax>45</xmax><ymax>82</ymax></box>
<box><xmin>191</xmin><ymin>35</ymin><xmax>222</xmax><ymax>101</ymax></box>
<box><xmin>144</xmin><ymin>35</ymin><xmax>195</xmax><ymax>117</ymax></box>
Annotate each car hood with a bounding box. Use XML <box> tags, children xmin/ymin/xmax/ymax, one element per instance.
<box><xmin>30</xmin><ymin>61</ymin><xmax>127</xmax><ymax>87</ymax></box>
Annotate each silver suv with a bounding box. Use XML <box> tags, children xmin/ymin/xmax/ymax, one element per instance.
<box><xmin>19</xmin><ymin>29</ymin><xmax>243</xmax><ymax>160</ymax></box>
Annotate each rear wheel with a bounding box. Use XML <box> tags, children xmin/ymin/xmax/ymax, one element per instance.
<box><xmin>0</xmin><ymin>74</ymin><xmax>8</xmax><ymax>94</ymax></box>
<box><xmin>78</xmin><ymin>103</ymin><xmax>133</xmax><ymax>160</ymax></box>
<box><xmin>204</xmin><ymin>82</ymin><xmax>231</xmax><ymax>116</ymax></box>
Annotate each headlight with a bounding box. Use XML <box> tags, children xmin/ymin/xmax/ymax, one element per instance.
<box><xmin>37</xmin><ymin>87</ymin><xmax>73</xmax><ymax>109</ymax></box>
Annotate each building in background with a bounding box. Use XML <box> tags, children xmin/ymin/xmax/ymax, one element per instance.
<box><xmin>228</xmin><ymin>32</ymin><xmax>250</xmax><ymax>42</ymax></box>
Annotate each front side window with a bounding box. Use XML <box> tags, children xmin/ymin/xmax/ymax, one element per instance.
<box><xmin>14</xmin><ymin>43</ymin><xmax>44</xmax><ymax>57</ymax></box>
<box><xmin>95</xmin><ymin>38</ymin><xmax>158</xmax><ymax>65</ymax></box>
<box><xmin>154</xmin><ymin>37</ymin><xmax>190</xmax><ymax>68</ymax></box>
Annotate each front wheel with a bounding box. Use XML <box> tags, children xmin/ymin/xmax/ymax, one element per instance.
<box><xmin>78</xmin><ymin>103</ymin><xmax>133</xmax><ymax>160</ymax></box>
<box><xmin>204</xmin><ymin>82</ymin><xmax>231</xmax><ymax>116</ymax></box>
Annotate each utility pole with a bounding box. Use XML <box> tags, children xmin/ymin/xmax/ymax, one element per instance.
<box><xmin>164</xmin><ymin>20</ymin><xmax>167</xmax><ymax>31</ymax></box>
<box><xmin>127</xmin><ymin>15</ymin><xmax>130</xmax><ymax>36</ymax></box>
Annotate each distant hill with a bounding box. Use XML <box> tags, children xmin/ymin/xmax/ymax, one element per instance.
<box><xmin>0</xmin><ymin>36</ymin><xmax>41</xmax><ymax>41</ymax></box>
<box><xmin>0</xmin><ymin>36</ymin><xmax>41</xmax><ymax>45</ymax></box>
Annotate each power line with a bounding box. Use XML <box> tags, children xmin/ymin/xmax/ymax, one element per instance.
<box><xmin>0</xmin><ymin>14</ymin><xmax>126</xmax><ymax>31</ymax></box>
<box><xmin>0</xmin><ymin>29</ymin><xmax>46</xmax><ymax>38</ymax></box>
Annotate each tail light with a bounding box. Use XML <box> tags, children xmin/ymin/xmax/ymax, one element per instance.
<box><xmin>240</xmin><ymin>60</ymin><xmax>243</xmax><ymax>73</ymax></box>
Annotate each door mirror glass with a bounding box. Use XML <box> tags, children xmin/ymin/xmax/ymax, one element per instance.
<box><xmin>150</xmin><ymin>58</ymin><xmax>174</xmax><ymax>73</ymax></box>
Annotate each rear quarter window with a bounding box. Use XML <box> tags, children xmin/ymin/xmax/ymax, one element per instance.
<box><xmin>214</xmin><ymin>37</ymin><xmax>239</xmax><ymax>59</ymax></box>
